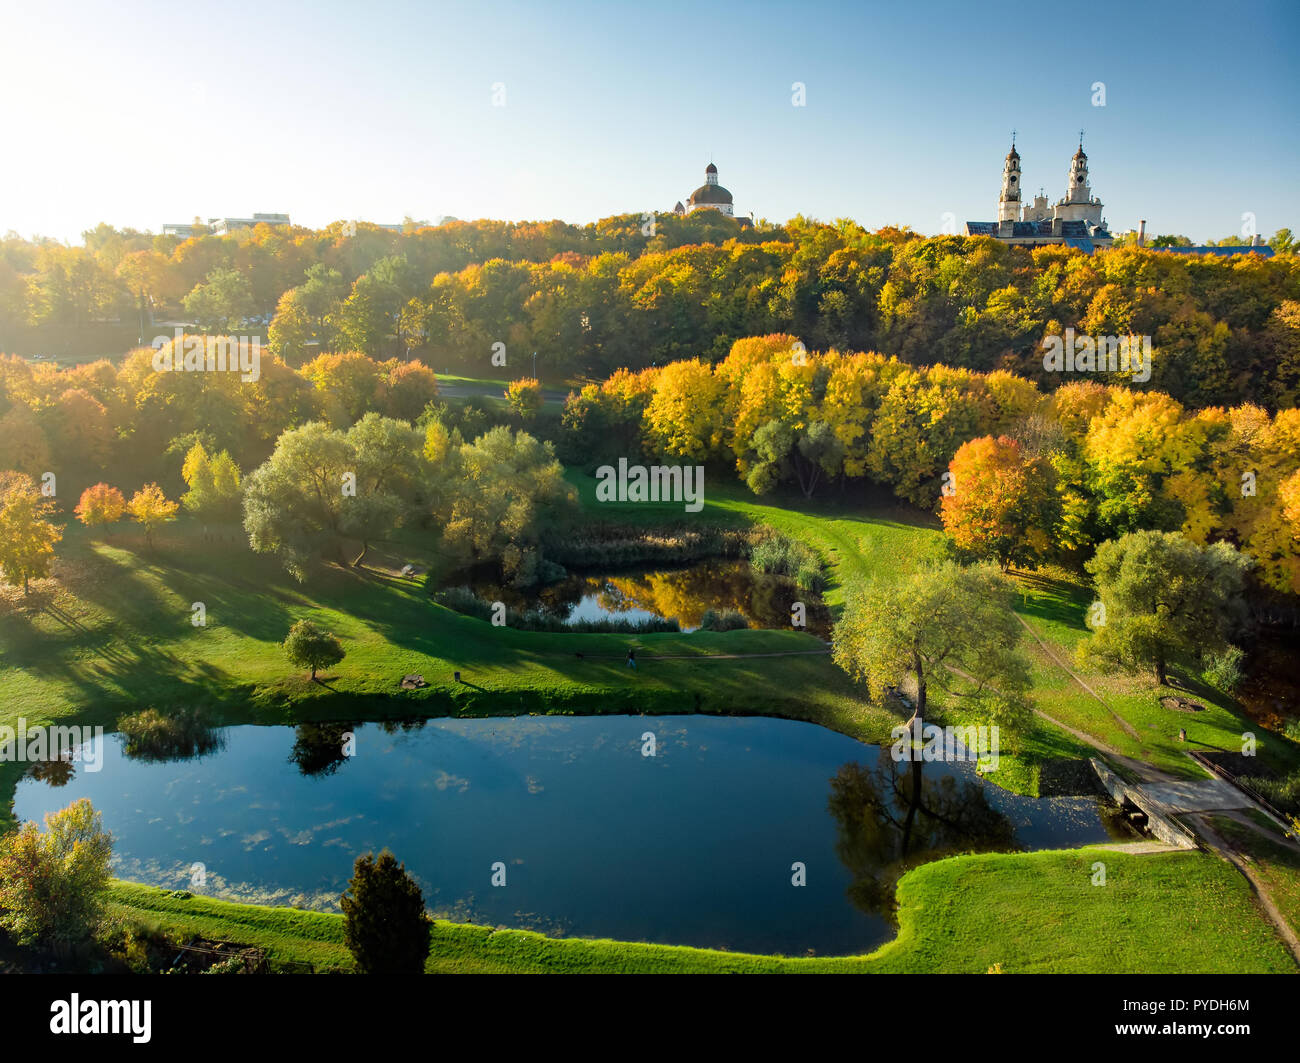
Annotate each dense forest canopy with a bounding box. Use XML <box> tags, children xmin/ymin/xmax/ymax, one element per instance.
<box><xmin>1</xmin><ymin>331</ymin><xmax>1296</xmax><ymax>597</ymax></box>
<box><xmin>2</xmin><ymin>216</ymin><xmax>1298</xmax><ymax>411</ymax></box>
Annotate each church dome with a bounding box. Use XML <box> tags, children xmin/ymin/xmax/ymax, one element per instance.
<box><xmin>705</xmin><ymin>162</ymin><xmax>718</xmax><ymax>174</ymax></box>
<box><xmin>688</xmin><ymin>183</ymin><xmax>733</xmax><ymax>205</ymax></box>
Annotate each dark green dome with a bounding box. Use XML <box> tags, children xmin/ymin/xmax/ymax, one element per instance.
<box><xmin>688</xmin><ymin>183</ymin><xmax>733</xmax><ymax>205</ymax></box>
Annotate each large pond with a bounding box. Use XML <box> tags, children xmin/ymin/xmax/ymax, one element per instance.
<box><xmin>13</xmin><ymin>715</ymin><xmax>1133</xmax><ymax>956</ymax></box>
<box><xmin>465</xmin><ymin>558</ymin><xmax>833</xmax><ymax>636</ymax></box>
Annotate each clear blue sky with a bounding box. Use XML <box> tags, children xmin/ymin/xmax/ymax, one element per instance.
<box><xmin>2</xmin><ymin>0</ymin><xmax>1297</xmax><ymax>243</ymax></box>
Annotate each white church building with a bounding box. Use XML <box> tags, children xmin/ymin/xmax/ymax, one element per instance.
<box><xmin>966</xmin><ymin>139</ymin><xmax>1114</xmax><ymax>250</ymax></box>
<box><xmin>672</xmin><ymin>163</ymin><xmax>751</xmax><ymax>225</ymax></box>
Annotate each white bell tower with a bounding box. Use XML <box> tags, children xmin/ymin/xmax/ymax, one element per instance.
<box><xmin>998</xmin><ymin>137</ymin><xmax>1022</xmax><ymax>223</ymax></box>
<box><xmin>1065</xmin><ymin>135</ymin><xmax>1091</xmax><ymax>204</ymax></box>
<box><xmin>1053</xmin><ymin>132</ymin><xmax>1105</xmax><ymax>226</ymax></box>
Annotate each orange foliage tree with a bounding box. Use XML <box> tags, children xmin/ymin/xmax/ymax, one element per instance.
<box><xmin>74</xmin><ymin>483</ymin><xmax>126</xmax><ymax>527</ymax></box>
<box><xmin>940</xmin><ymin>435</ymin><xmax>1058</xmax><ymax>571</ymax></box>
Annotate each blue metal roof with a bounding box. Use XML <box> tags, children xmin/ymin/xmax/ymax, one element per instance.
<box><xmin>1155</xmin><ymin>245</ymin><xmax>1275</xmax><ymax>257</ymax></box>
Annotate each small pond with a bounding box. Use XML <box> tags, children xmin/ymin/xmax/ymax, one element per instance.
<box><xmin>13</xmin><ymin>714</ymin><xmax>1134</xmax><ymax>956</ymax></box>
<box><xmin>464</xmin><ymin>558</ymin><xmax>832</xmax><ymax>636</ymax></box>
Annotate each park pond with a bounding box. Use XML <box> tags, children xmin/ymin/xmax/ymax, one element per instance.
<box><xmin>461</xmin><ymin>558</ymin><xmax>833</xmax><ymax>637</ymax></box>
<box><xmin>13</xmin><ymin>714</ymin><xmax>1136</xmax><ymax>956</ymax></box>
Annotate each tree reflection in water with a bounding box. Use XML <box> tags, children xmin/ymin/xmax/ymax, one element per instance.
<box><xmin>470</xmin><ymin>559</ymin><xmax>832</xmax><ymax>636</ymax></box>
<box><xmin>289</xmin><ymin>722</ymin><xmax>357</xmax><ymax>778</ymax></box>
<box><xmin>827</xmin><ymin>747</ymin><xmax>1019</xmax><ymax>923</ymax></box>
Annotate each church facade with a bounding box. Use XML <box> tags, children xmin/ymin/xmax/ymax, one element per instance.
<box><xmin>966</xmin><ymin>140</ymin><xmax>1114</xmax><ymax>251</ymax></box>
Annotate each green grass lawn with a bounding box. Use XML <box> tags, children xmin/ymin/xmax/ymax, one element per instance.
<box><xmin>106</xmin><ymin>846</ymin><xmax>1295</xmax><ymax>973</ymax></box>
<box><xmin>1209</xmin><ymin>816</ymin><xmax>1300</xmax><ymax>939</ymax></box>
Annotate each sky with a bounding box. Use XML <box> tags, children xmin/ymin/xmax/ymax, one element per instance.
<box><xmin>1</xmin><ymin>0</ymin><xmax>1297</xmax><ymax>244</ymax></box>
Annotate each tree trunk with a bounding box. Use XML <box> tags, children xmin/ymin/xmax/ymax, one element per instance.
<box><xmin>900</xmin><ymin>760</ymin><xmax>922</xmax><ymax>857</ymax></box>
<box><xmin>352</xmin><ymin>541</ymin><xmax>369</xmax><ymax>568</ymax></box>
<box><xmin>913</xmin><ymin>653</ymin><xmax>927</xmax><ymax>718</ymax></box>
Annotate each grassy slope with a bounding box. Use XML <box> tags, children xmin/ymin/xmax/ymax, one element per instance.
<box><xmin>107</xmin><ymin>846</ymin><xmax>1295</xmax><ymax>974</ymax></box>
<box><xmin>1210</xmin><ymin>816</ymin><xmax>1300</xmax><ymax>939</ymax></box>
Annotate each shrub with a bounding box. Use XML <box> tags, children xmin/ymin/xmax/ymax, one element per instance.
<box><xmin>749</xmin><ymin>528</ymin><xmax>825</xmax><ymax>592</ymax></box>
<box><xmin>700</xmin><ymin>608</ymin><xmax>748</xmax><ymax>632</ymax></box>
<box><xmin>1201</xmin><ymin>645</ymin><xmax>1245</xmax><ymax>693</ymax></box>
<box><xmin>505</xmin><ymin>378</ymin><xmax>544</xmax><ymax>421</ymax></box>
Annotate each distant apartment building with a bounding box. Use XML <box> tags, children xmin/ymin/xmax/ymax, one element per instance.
<box><xmin>162</xmin><ymin>213</ymin><xmax>291</xmax><ymax>238</ymax></box>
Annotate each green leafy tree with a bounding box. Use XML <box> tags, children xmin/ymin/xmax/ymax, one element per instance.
<box><xmin>340</xmin><ymin>849</ymin><xmax>431</xmax><ymax>974</ymax></box>
<box><xmin>243</xmin><ymin>421</ymin><xmax>364</xmax><ymax>577</ymax></box>
<box><xmin>244</xmin><ymin>418</ymin><xmax>426</xmax><ymax>576</ymax></box>
<box><xmin>183</xmin><ymin>266</ymin><xmax>256</xmax><ymax>330</ymax></box>
<box><xmin>832</xmin><ymin>560</ymin><xmax>1032</xmax><ymax>735</ymax></box>
<box><xmin>441</xmin><ymin>426</ymin><xmax>576</xmax><ymax>586</ymax></box>
<box><xmin>283</xmin><ymin>618</ymin><xmax>345</xmax><ymax>680</ymax></box>
<box><xmin>1082</xmin><ymin>530</ymin><xmax>1252</xmax><ymax>685</ymax></box>
<box><xmin>0</xmin><ymin>798</ymin><xmax>113</xmax><ymax>949</ymax></box>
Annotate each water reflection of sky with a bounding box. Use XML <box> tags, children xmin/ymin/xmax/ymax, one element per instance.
<box><xmin>13</xmin><ymin>715</ymin><xmax>1131</xmax><ymax>956</ymax></box>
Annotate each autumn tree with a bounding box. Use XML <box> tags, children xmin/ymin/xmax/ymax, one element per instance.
<box><xmin>126</xmin><ymin>482</ymin><xmax>179</xmax><ymax>548</ymax></box>
<box><xmin>74</xmin><ymin>483</ymin><xmax>126</xmax><ymax>528</ymax></box>
<box><xmin>642</xmin><ymin>358</ymin><xmax>727</xmax><ymax>461</ymax></box>
<box><xmin>0</xmin><ymin>471</ymin><xmax>62</xmax><ymax>594</ymax></box>
<box><xmin>941</xmin><ymin>435</ymin><xmax>1058</xmax><ymax>570</ymax></box>
<box><xmin>379</xmin><ymin>359</ymin><xmax>439</xmax><ymax>422</ymax></box>
<box><xmin>180</xmin><ymin>442</ymin><xmax>242</xmax><ymax>523</ymax></box>
<box><xmin>0</xmin><ymin>405</ymin><xmax>52</xmax><ymax>476</ymax></box>
<box><xmin>300</xmin><ymin>352</ymin><xmax>383</xmax><ymax>428</ymax></box>
<box><xmin>0</xmin><ymin>798</ymin><xmax>113</xmax><ymax>950</ymax></box>
<box><xmin>505</xmin><ymin>377</ymin><xmax>544</xmax><ymax>422</ymax></box>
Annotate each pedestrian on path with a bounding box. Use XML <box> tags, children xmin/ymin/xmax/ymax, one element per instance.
<box><xmin>627</xmin><ymin>649</ymin><xmax>636</xmax><ymax>670</ymax></box>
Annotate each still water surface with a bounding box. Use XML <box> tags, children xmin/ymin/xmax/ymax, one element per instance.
<box><xmin>14</xmin><ymin>714</ymin><xmax>1131</xmax><ymax>955</ymax></box>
